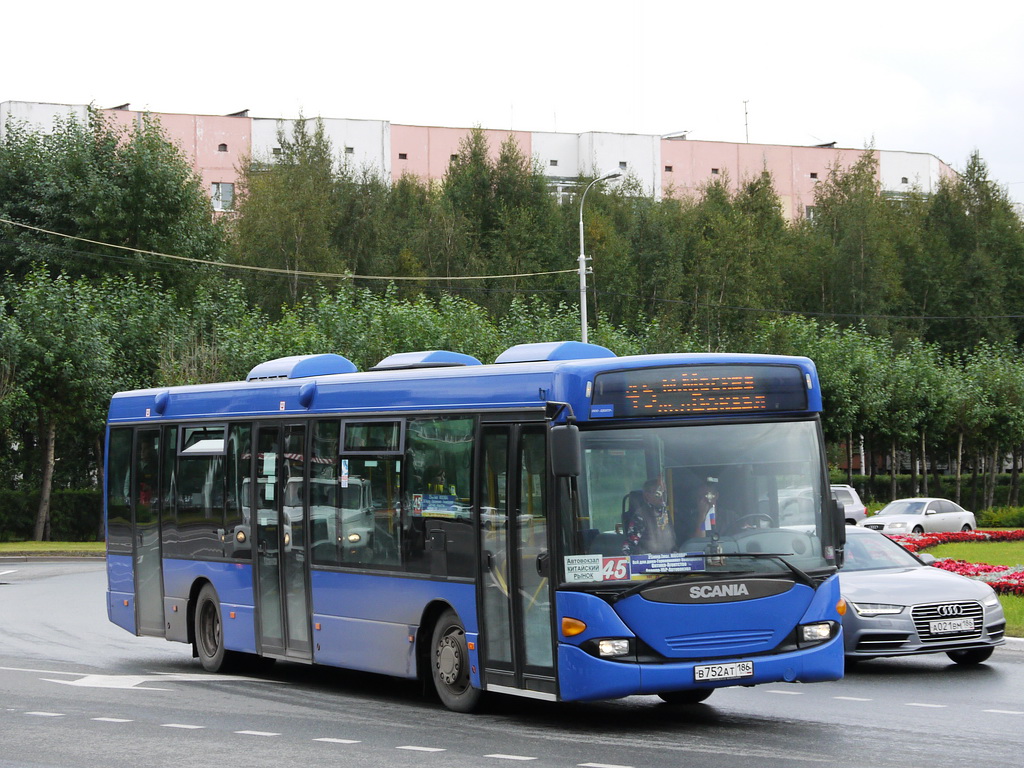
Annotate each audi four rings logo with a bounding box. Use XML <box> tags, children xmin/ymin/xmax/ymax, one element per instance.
<box><xmin>937</xmin><ymin>604</ymin><xmax>964</xmax><ymax>617</ymax></box>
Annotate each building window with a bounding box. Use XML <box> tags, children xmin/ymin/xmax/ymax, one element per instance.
<box><xmin>211</xmin><ymin>182</ymin><xmax>234</xmax><ymax>212</ymax></box>
<box><xmin>664</xmin><ymin>165</ymin><xmax>673</xmax><ymax>173</ymax></box>
<box><xmin>619</xmin><ymin>161</ymin><xmax>627</xmax><ymax>170</ymax></box>
<box><xmin>450</xmin><ymin>154</ymin><xmax>459</xmax><ymax>162</ymax></box>
<box><xmin>345</xmin><ymin>146</ymin><xmax>354</xmax><ymax>154</ymax></box>
<box><xmin>217</xmin><ymin>143</ymin><xmax>228</xmax><ymax>152</ymax></box>
<box><xmin>550</xmin><ymin>159</ymin><xmax>558</xmax><ymax>167</ymax></box>
<box><xmin>901</xmin><ymin>176</ymin><xmax>909</xmax><ymax>184</ymax></box>
<box><xmin>272</xmin><ymin>147</ymin><xmax>282</xmax><ymax>155</ymax></box>
<box><xmin>810</xmin><ymin>172</ymin><xmax>818</xmax><ymax>180</ymax></box>
<box><xmin>711</xmin><ymin>168</ymin><xmax>719</xmax><ymax>175</ymax></box>
<box><xmin>399</xmin><ymin>152</ymin><xmax>408</xmax><ymax>160</ymax></box>
<box><xmin>805</xmin><ymin>205</ymin><xmax>816</xmax><ymax>221</ymax></box>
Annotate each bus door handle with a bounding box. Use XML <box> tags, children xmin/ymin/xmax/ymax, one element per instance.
<box><xmin>536</xmin><ymin>551</ymin><xmax>550</xmax><ymax>577</ymax></box>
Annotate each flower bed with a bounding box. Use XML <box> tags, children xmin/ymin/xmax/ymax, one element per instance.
<box><xmin>886</xmin><ymin>530</ymin><xmax>1024</xmax><ymax>596</ymax></box>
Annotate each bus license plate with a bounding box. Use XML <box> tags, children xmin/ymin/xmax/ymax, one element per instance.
<box><xmin>694</xmin><ymin>661</ymin><xmax>754</xmax><ymax>681</ymax></box>
<box><xmin>929</xmin><ymin>617</ymin><xmax>975</xmax><ymax>635</ymax></box>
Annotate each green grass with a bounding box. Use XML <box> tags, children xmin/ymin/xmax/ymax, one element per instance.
<box><xmin>929</xmin><ymin>540</ymin><xmax>1024</xmax><ymax>638</ymax></box>
<box><xmin>0</xmin><ymin>540</ymin><xmax>104</xmax><ymax>556</ymax></box>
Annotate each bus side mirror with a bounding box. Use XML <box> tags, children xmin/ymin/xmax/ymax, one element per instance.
<box><xmin>549</xmin><ymin>424</ymin><xmax>581</xmax><ymax>477</ymax></box>
<box><xmin>831</xmin><ymin>494</ymin><xmax>846</xmax><ymax>566</ymax></box>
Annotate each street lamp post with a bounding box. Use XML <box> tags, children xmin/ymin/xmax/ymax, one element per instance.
<box><xmin>578</xmin><ymin>171</ymin><xmax>622</xmax><ymax>343</ymax></box>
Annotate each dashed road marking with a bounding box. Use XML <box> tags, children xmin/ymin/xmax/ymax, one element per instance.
<box><xmin>984</xmin><ymin>709</ymin><xmax>1024</xmax><ymax>715</ymax></box>
<box><xmin>906</xmin><ymin>703</ymin><xmax>946</xmax><ymax>708</ymax></box>
<box><xmin>487</xmin><ymin>756</ymin><xmax>537</xmax><ymax>761</ymax></box>
<box><xmin>833</xmin><ymin>696</ymin><xmax>872</xmax><ymax>701</ymax></box>
<box><xmin>162</xmin><ymin>723</ymin><xmax>205</xmax><ymax>729</ymax></box>
<box><xmin>314</xmin><ymin>737</ymin><xmax>361</xmax><ymax>744</ymax></box>
<box><xmin>92</xmin><ymin>717</ymin><xmax>133</xmax><ymax>723</ymax></box>
<box><xmin>398</xmin><ymin>746</ymin><xmax>446</xmax><ymax>752</ymax></box>
<box><xmin>580</xmin><ymin>763</ymin><xmax>633</xmax><ymax>768</ymax></box>
<box><xmin>25</xmin><ymin>711</ymin><xmax>63</xmax><ymax>717</ymax></box>
<box><xmin>236</xmin><ymin>730</ymin><xmax>280</xmax><ymax>737</ymax></box>
<box><xmin>766</xmin><ymin>690</ymin><xmax>803</xmax><ymax>695</ymax></box>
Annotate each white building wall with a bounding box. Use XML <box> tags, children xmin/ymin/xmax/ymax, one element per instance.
<box><xmin>0</xmin><ymin>100</ymin><xmax>89</xmax><ymax>140</ymax></box>
<box><xmin>252</xmin><ymin>117</ymin><xmax>391</xmax><ymax>178</ymax></box>
<box><xmin>579</xmin><ymin>132</ymin><xmax>661</xmax><ymax>198</ymax></box>
<box><xmin>879</xmin><ymin>150</ymin><xmax>948</xmax><ymax>195</ymax></box>
<box><xmin>532</xmin><ymin>131</ymin><xmax>581</xmax><ymax>179</ymax></box>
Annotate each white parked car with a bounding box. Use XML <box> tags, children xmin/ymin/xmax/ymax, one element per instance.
<box><xmin>858</xmin><ymin>497</ymin><xmax>976</xmax><ymax>534</ymax></box>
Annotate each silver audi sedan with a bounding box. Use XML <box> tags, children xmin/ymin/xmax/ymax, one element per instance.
<box><xmin>857</xmin><ymin>497</ymin><xmax>976</xmax><ymax>534</ymax></box>
<box><xmin>840</xmin><ymin>526</ymin><xmax>1005</xmax><ymax>664</ymax></box>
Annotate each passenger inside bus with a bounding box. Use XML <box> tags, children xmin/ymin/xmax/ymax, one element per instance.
<box><xmin>621</xmin><ymin>478</ymin><xmax>675</xmax><ymax>555</ymax></box>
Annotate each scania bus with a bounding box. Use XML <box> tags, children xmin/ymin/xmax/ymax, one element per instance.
<box><xmin>105</xmin><ymin>341</ymin><xmax>847</xmax><ymax>711</ymax></box>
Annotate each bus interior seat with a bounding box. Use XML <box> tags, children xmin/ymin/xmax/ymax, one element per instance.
<box><xmin>622</xmin><ymin>490</ymin><xmax>645</xmax><ymax>528</ymax></box>
<box><xmin>589</xmin><ymin>531</ymin><xmax>626</xmax><ymax>556</ymax></box>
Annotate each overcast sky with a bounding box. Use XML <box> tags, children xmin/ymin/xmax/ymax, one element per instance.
<box><xmin>5</xmin><ymin>1</ymin><xmax>1024</xmax><ymax>203</ymax></box>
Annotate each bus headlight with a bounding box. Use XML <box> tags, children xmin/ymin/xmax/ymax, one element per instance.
<box><xmin>799</xmin><ymin>621</ymin><xmax>837</xmax><ymax>645</ymax></box>
<box><xmin>235</xmin><ymin>530</ymin><xmax>246</xmax><ymax>544</ymax></box>
<box><xmin>598</xmin><ymin>639</ymin><xmax>632</xmax><ymax>658</ymax></box>
<box><xmin>283</xmin><ymin>531</ymin><xmax>291</xmax><ymax>547</ymax></box>
<box><xmin>346</xmin><ymin>533</ymin><xmax>362</xmax><ymax>544</ymax></box>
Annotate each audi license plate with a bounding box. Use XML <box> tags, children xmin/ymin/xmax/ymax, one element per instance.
<box><xmin>694</xmin><ymin>661</ymin><xmax>754</xmax><ymax>682</ymax></box>
<box><xmin>929</xmin><ymin>617</ymin><xmax>975</xmax><ymax>634</ymax></box>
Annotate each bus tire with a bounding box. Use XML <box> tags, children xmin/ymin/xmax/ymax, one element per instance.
<box><xmin>195</xmin><ymin>583</ymin><xmax>237</xmax><ymax>673</ymax></box>
<box><xmin>658</xmin><ymin>688</ymin><xmax>713</xmax><ymax>705</ymax></box>
<box><xmin>430</xmin><ymin>609</ymin><xmax>482</xmax><ymax>713</ymax></box>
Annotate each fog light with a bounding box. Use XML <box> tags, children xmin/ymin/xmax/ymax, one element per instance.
<box><xmin>598</xmin><ymin>639</ymin><xmax>631</xmax><ymax>657</ymax></box>
<box><xmin>800</xmin><ymin>622</ymin><xmax>833</xmax><ymax>643</ymax></box>
<box><xmin>347</xmin><ymin>533</ymin><xmax>362</xmax><ymax>544</ymax></box>
<box><xmin>235</xmin><ymin>530</ymin><xmax>246</xmax><ymax>544</ymax></box>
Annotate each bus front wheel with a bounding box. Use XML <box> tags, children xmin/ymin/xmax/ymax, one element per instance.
<box><xmin>195</xmin><ymin>584</ymin><xmax>237</xmax><ymax>673</ymax></box>
<box><xmin>430</xmin><ymin>609</ymin><xmax>483</xmax><ymax>713</ymax></box>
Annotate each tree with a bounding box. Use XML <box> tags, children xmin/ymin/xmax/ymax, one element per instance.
<box><xmin>3</xmin><ymin>270</ymin><xmax>114</xmax><ymax>539</ymax></box>
<box><xmin>0</xmin><ymin>108</ymin><xmax>225</xmax><ymax>294</ymax></box>
<box><xmin>233</xmin><ymin>116</ymin><xmax>339</xmax><ymax>312</ymax></box>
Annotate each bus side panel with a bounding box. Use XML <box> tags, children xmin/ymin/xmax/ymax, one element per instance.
<box><xmin>107</xmin><ymin>554</ymin><xmax>136</xmax><ymax>634</ymax></box>
<box><xmin>162</xmin><ymin>559</ymin><xmax>257</xmax><ymax>654</ymax></box>
<box><xmin>310</xmin><ymin>570</ymin><xmax>477</xmax><ymax>678</ymax></box>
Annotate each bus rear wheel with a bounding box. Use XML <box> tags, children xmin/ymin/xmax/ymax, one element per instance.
<box><xmin>195</xmin><ymin>584</ymin><xmax>237</xmax><ymax>673</ymax></box>
<box><xmin>431</xmin><ymin>609</ymin><xmax>483</xmax><ymax>713</ymax></box>
<box><xmin>658</xmin><ymin>688</ymin><xmax>714</xmax><ymax>705</ymax></box>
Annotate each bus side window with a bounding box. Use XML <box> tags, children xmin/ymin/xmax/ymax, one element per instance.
<box><xmin>106</xmin><ymin>428</ymin><xmax>133</xmax><ymax>555</ymax></box>
<box><xmin>404</xmin><ymin>417</ymin><xmax>475</xmax><ymax>577</ymax></box>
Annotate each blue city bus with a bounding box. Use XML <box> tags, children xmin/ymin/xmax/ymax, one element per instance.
<box><xmin>105</xmin><ymin>341</ymin><xmax>847</xmax><ymax>711</ymax></box>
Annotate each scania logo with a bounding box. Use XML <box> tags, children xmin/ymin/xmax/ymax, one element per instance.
<box><xmin>689</xmin><ymin>583</ymin><xmax>750</xmax><ymax>600</ymax></box>
<box><xmin>937</xmin><ymin>604</ymin><xmax>964</xmax><ymax>617</ymax></box>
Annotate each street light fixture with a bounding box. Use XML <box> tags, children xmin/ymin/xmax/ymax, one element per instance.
<box><xmin>578</xmin><ymin>171</ymin><xmax>622</xmax><ymax>343</ymax></box>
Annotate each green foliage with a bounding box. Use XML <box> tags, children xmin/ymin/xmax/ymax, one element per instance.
<box><xmin>977</xmin><ymin>507</ymin><xmax>1024</xmax><ymax>528</ymax></box>
<box><xmin>0</xmin><ymin>488</ymin><xmax>101</xmax><ymax>541</ymax></box>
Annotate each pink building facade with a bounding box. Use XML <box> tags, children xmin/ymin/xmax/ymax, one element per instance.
<box><xmin>1</xmin><ymin>100</ymin><xmax>955</xmax><ymax>220</ymax></box>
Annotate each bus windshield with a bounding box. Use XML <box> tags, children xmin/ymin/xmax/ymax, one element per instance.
<box><xmin>570</xmin><ymin>419</ymin><xmax>831</xmax><ymax>579</ymax></box>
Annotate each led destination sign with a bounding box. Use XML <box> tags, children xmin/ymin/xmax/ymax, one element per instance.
<box><xmin>591</xmin><ymin>365</ymin><xmax>807</xmax><ymax>417</ymax></box>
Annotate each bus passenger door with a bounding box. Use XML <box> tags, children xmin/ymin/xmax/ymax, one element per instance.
<box><xmin>478</xmin><ymin>425</ymin><xmax>557</xmax><ymax>699</ymax></box>
<box><xmin>254</xmin><ymin>423</ymin><xmax>311</xmax><ymax>660</ymax></box>
<box><xmin>133</xmin><ymin>428</ymin><xmax>165</xmax><ymax>636</ymax></box>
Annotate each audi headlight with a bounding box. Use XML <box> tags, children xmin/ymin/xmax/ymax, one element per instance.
<box><xmin>983</xmin><ymin>593</ymin><xmax>1000</xmax><ymax>607</ymax></box>
<box><xmin>851</xmin><ymin>602</ymin><xmax>904</xmax><ymax>616</ymax></box>
<box><xmin>887</xmin><ymin>522</ymin><xmax>907</xmax><ymax>530</ymax></box>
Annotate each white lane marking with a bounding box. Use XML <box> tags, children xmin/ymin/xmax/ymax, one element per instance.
<box><xmin>314</xmin><ymin>738</ymin><xmax>361</xmax><ymax>744</ymax></box>
<box><xmin>43</xmin><ymin>675</ymin><xmax>171</xmax><ymax>691</ymax></box>
<box><xmin>397</xmin><ymin>746</ymin><xmax>446</xmax><ymax>752</ymax></box>
<box><xmin>765</xmin><ymin>690</ymin><xmax>803</xmax><ymax>695</ymax></box>
<box><xmin>984</xmin><ymin>709</ymin><xmax>1024</xmax><ymax>715</ymax></box>
<box><xmin>906</xmin><ymin>703</ymin><xmax>946</xmax><ymax>708</ymax></box>
<box><xmin>0</xmin><ymin>570</ymin><xmax>16</xmax><ymax>576</ymax></box>
<box><xmin>236</xmin><ymin>730</ymin><xmax>280</xmax><ymax>737</ymax></box>
<box><xmin>25</xmin><ymin>711</ymin><xmax>64</xmax><ymax>717</ymax></box>
<box><xmin>486</xmin><ymin>756</ymin><xmax>537</xmax><ymax>761</ymax></box>
<box><xmin>834</xmin><ymin>696</ymin><xmax>872</xmax><ymax>701</ymax></box>
<box><xmin>162</xmin><ymin>723</ymin><xmax>205</xmax><ymax>729</ymax></box>
<box><xmin>580</xmin><ymin>763</ymin><xmax>634</xmax><ymax>768</ymax></box>
<box><xmin>92</xmin><ymin>718</ymin><xmax>133</xmax><ymax>723</ymax></box>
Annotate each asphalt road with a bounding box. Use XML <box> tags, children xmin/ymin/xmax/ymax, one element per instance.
<box><xmin>2</xmin><ymin>559</ymin><xmax>1022</xmax><ymax>768</ymax></box>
